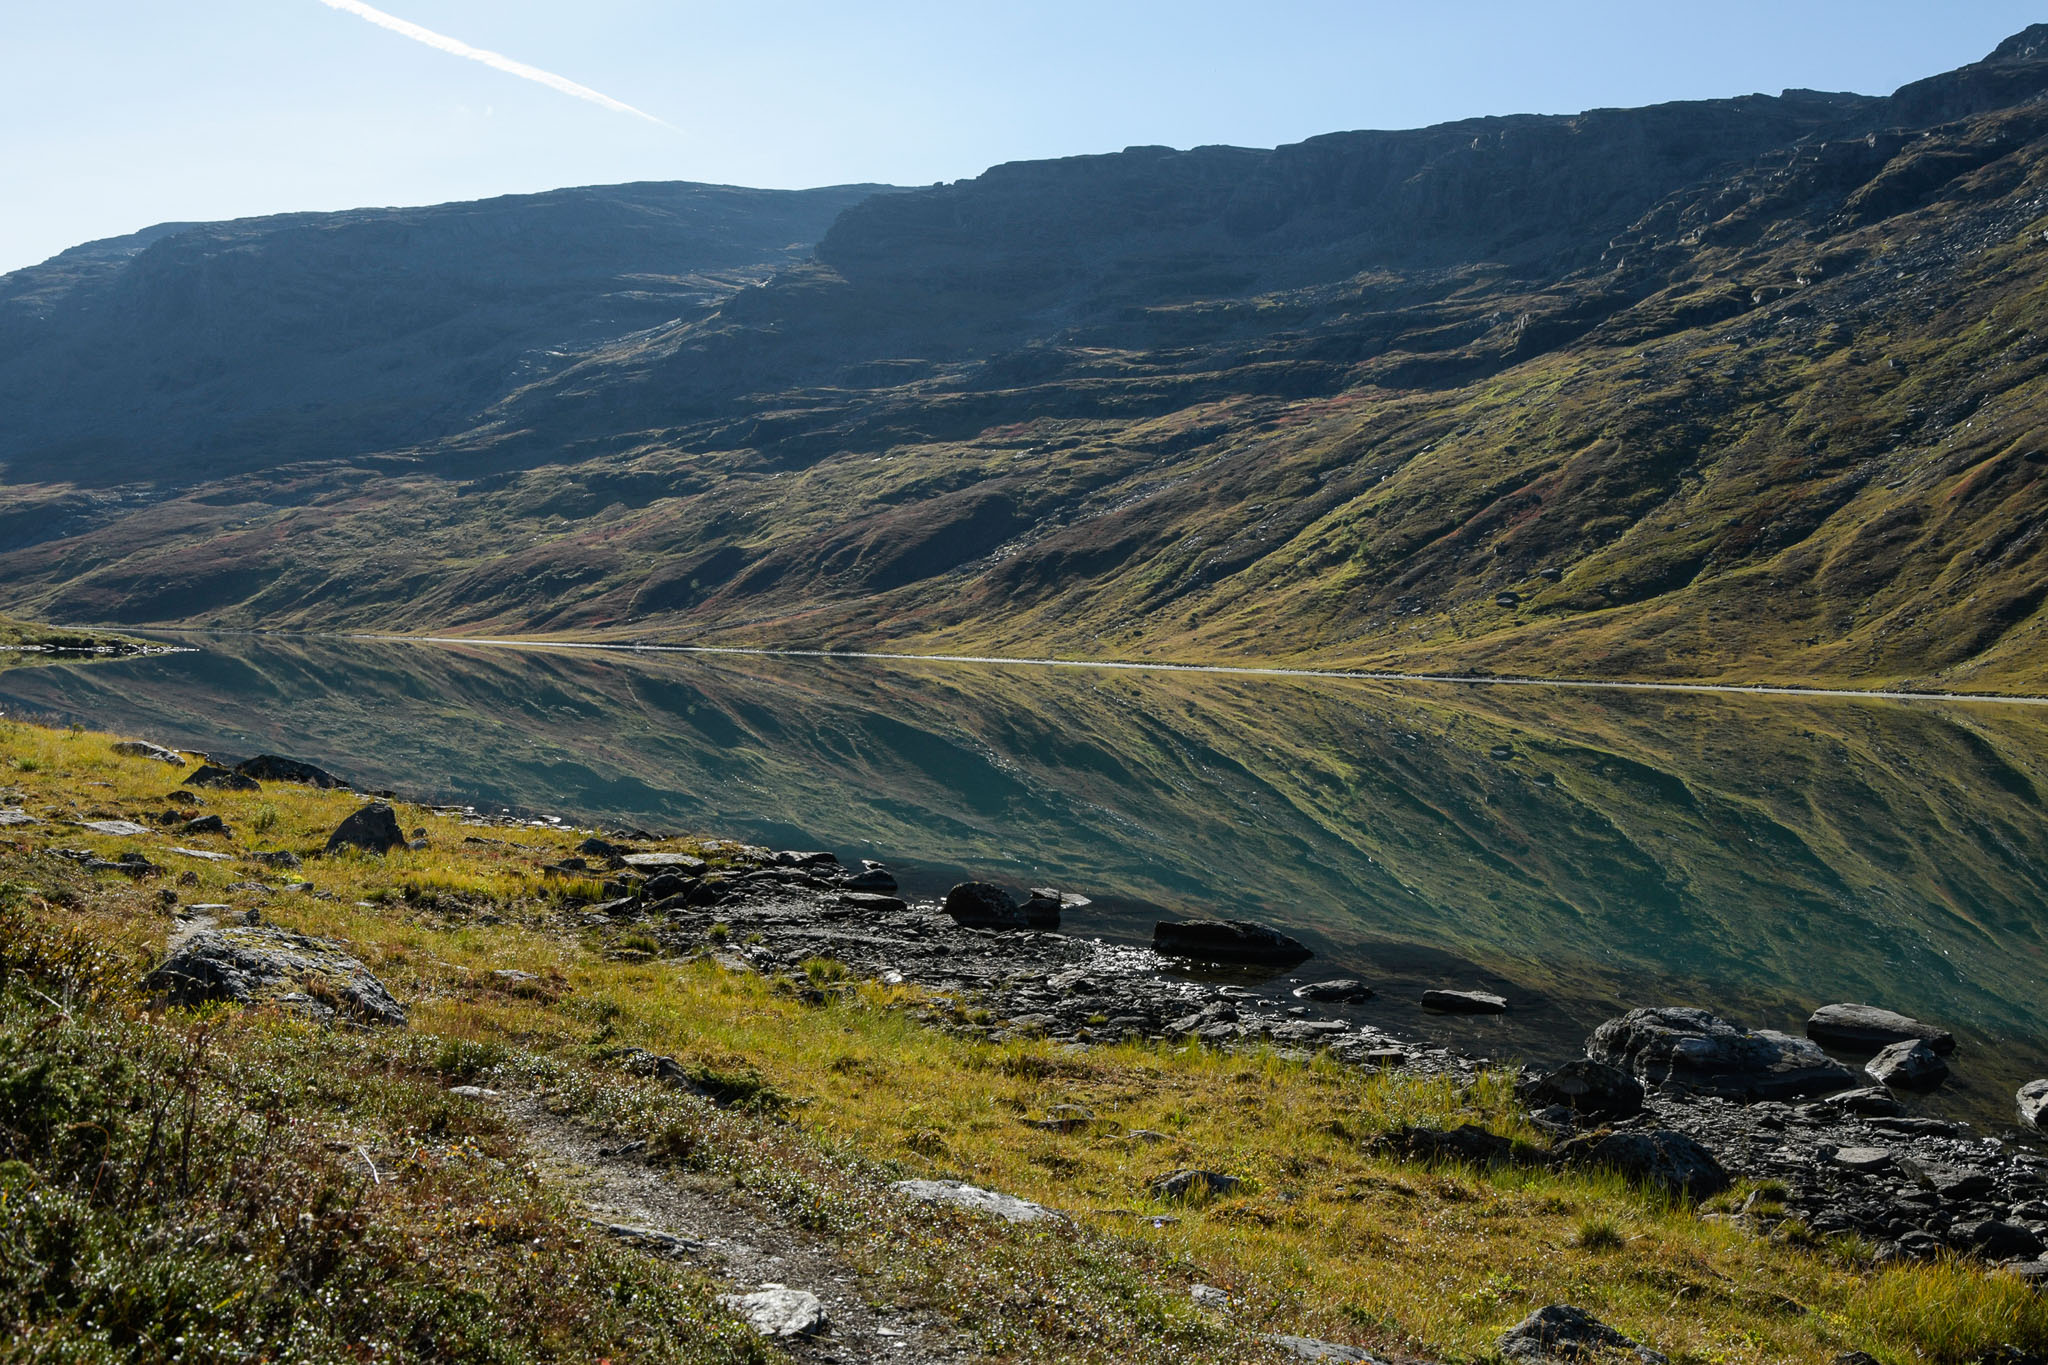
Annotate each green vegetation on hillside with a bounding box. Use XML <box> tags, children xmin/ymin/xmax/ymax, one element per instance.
<box><xmin>1</xmin><ymin>716</ymin><xmax>2043</xmax><ymax>1362</ymax></box>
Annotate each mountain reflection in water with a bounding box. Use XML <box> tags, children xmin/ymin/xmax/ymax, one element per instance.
<box><xmin>7</xmin><ymin>635</ymin><xmax>2046</xmax><ymax>1129</ymax></box>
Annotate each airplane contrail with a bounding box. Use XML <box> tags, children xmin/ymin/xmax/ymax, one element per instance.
<box><xmin>313</xmin><ymin>0</ymin><xmax>673</xmax><ymax>129</ymax></box>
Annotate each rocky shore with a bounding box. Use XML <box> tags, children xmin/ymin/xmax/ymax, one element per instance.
<box><xmin>435</xmin><ymin>818</ymin><xmax>2048</xmax><ymax>1275</ymax></box>
<box><xmin>117</xmin><ymin>741</ymin><xmax>2048</xmax><ymax>1281</ymax></box>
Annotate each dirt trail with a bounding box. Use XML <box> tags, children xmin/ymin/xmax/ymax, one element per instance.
<box><xmin>506</xmin><ymin>1098</ymin><xmax>976</xmax><ymax>1365</ymax></box>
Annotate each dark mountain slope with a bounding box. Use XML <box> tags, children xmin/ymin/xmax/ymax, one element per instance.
<box><xmin>7</xmin><ymin>32</ymin><xmax>2048</xmax><ymax>691</ymax></box>
<box><xmin>0</xmin><ymin>181</ymin><xmax>887</xmax><ymax>487</ymax></box>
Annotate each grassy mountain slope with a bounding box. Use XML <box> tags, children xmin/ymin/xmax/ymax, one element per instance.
<box><xmin>6</xmin><ymin>37</ymin><xmax>2048</xmax><ymax>688</ymax></box>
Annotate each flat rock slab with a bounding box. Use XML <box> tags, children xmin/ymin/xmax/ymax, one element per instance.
<box><xmin>619</xmin><ymin>851</ymin><xmax>710</xmax><ymax>876</ymax></box>
<box><xmin>1422</xmin><ymin>988</ymin><xmax>1507</xmax><ymax>1014</ymax></box>
<box><xmin>0</xmin><ymin>808</ymin><xmax>39</xmax><ymax>826</ymax></box>
<box><xmin>169</xmin><ymin>846</ymin><xmax>233</xmax><ymax>862</ymax></box>
<box><xmin>184</xmin><ymin>764</ymin><xmax>259</xmax><ymax>791</ymax></box>
<box><xmin>78</xmin><ymin>819</ymin><xmax>151</xmax><ymax>836</ymax></box>
<box><xmin>1808</xmin><ymin>1002</ymin><xmax>1955</xmax><ymax>1054</ymax></box>
<box><xmin>235</xmin><ymin>754</ymin><xmax>348</xmax><ymax>788</ymax></box>
<box><xmin>890</xmin><ymin>1178</ymin><xmax>1061</xmax><ymax>1223</ymax></box>
<box><xmin>1267</xmin><ymin>1334</ymin><xmax>1381</xmax><ymax>1362</ymax></box>
<box><xmin>718</xmin><ymin>1286</ymin><xmax>829</xmax><ymax>1338</ymax></box>
<box><xmin>1153</xmin><ymin>918</ymin><xmax>1310</xmax><ymax>965</ymax></box>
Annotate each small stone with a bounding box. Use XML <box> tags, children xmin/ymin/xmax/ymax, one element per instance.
<box><xmin>1422</xmin><ymin>988</ymin><xmax>1507</xmax><ymax>1014</ymax></box>
<box><xmin>78</xmin><ymin>819</ymin><xmax>151</xmax><ymax>836</ymax></box>
<box><xmin>1190</xmin><ymin>1283</ymin><xmax>1230</xmax><ymax>1309</ymax></box>
<box><xmin>1148</xmin><ymin>1169</ymin><xmax>1241</xmax><ymax>1202</ymax></box>
<box><xmin>1266</xmin><ymin>1335</ymin><xmax>1378</xmax><ymax>1362</ymax></box>
<box><xmin>719</xmin><ymin>1286</ymin><xmax>829</xmax><ymax>1339</ymax></box>
<box><xmin>1293</xmin><ymin>978</ymin><xmax>1373</xmax><ymax>1003</ymax></box>
<box><xmin>448</xmin><ymin>1085</ymin><xmax>500</xmax><ymax>1099</ymax></box>
<box><xmin>182</xmin><ymin>814</ymin><xmax>229</xmax><ymax>836</ymax></box>
<box><xmin>1866</xmin><ymin>1039</ymin><xmax>1948</xmax><ymax>1091</ymax></box>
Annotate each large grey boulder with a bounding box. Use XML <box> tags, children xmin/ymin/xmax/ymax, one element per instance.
<box><xmin>1499</xmin><ymin>1305</ymin><xmax>1666</xmax><ymax>1365</ymax></box>
<box><xmin>1152</xmin><ymin>919</ymin><xmax>1310</xmax><ymax>965</ymax></box>
<box><xmin>2019</xmin><ymin>1079</ymin><xmax>2048</xmax><ymax>1129</ymax></box>
<box><xmin>112</xmin><ymin>740</ymin><xmax>185</xmax><ymax>766</ymax></box>
<box><xmin>325</xmin><ymin>801</ymin><xmax>406</xmax><ymax>855</ymax></box>
<box><xmin>1422</xmin><ymin>988</ymin><xmax>1507</xmax><ymax>1014</ymax></box>
<box><xmin>1587</xmin><ymin>1007</ymin><xmax>1856</xmax><ymax>1099</ymax></box>
<box><xmin>1266</xmin><ymin>1335</ymin><xmax>1379</xmax><ymax>1362</ymax></box>
<box><xmin>144</xmin><ymin>924</ymin><xmax>406</xmax><ymax>1026</ymax></box>
<box><xmin>184</xmin><ymin>764</ymin><xmax>259</xmax><ymax>791</ymax></box>
<box><xmin>1807</xmin><ymin>1003</ymin><xmax>1955</xmax><ymax>1054</ymax></box>
<box><xmin>1866</xmin><ymin>1039</ymin><xmax>1949</xmax><ymax>1091</ymax></box>
<box><xmin>1552</xmin><ymin>1129</ymin><xmax>1730</xmax><ymax>1198</ymax></box>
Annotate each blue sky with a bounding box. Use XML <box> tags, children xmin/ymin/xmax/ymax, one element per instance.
<box><xmin>5</xmin><ymin>2</ymin><xmax>2043</xmax><ymax>274</ymax></box>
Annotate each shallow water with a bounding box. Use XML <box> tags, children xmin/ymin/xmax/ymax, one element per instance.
<box><xmin>7</xmin><ymin>633</ymin><xmax>2047</xmax><ymax>1130</ymax></box>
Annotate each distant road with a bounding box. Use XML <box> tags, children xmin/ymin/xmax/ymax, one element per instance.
<box><xmin>357</xmin><ymin>634</ymin><xmax>2048</xmax><ymax>708</ymax></box>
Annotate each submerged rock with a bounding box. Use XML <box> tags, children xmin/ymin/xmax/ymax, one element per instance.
<box><xmin>945</xmin><ymin>882</ymin><xmax>1058</xmax><ymax>930</ymax></box>
<box><xmin>718</xmin><ymin>1286</ymin><xmax>829</xmax><ymax>1339</ymax></box>
<box><xmin>1422</xmin><ymin>988</ymin><xmax>1507</xmax><ymax>1014</ymax></box>
<box><xmin>324</xmin><ymin>801</ymin><xmax>406</xmax><ymax>855</ymax></box>
<box><xmin>1866</xmin><ymin>1038</ymin><xmax>1949</xmax><ymax>1091</ymax></box>
<box><xmin>1499</xmin><ymin>1304</ymin><xmax>1666</xmax><ymax>1365</ymax></box>
<box><xmin>1293</xmin><ymin>977</ymin><xmax>1373</xmax><ymax>1003</ymax></box>
<box><xmin>234</xmin><ymin>754</ymin><xmax>349</xmax><ymax>788</ymax></box>
<box><xmin>1587</xmin><ymin>1006</ymin><xmax>1856</xmax><ymax>1099</ymax></box>
<box><xmin>1807</xmin><ymin>1002</ymin><xmax>1955</xmax><ymax>1055</ymax></box>
<box><xmin>1152</xmin><ymin>919</ymin><xmax>1310</xmax><ymax>965</ymax></box>
<box><xmin>144</xmin><ymin>924</ymin><xmax>406</xmax><ymax>1026</ymax></box>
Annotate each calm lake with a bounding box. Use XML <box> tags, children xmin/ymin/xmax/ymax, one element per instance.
<box><xmin>7</xmin><ymin>634</ymin><xmax>2047</xmax><ymax>1129</ymax></box>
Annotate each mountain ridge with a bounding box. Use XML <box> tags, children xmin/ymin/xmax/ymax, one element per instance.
<box><xmin>6</xmin><ymin>32</ymin><xmax>2048</xmax><ymax>690</ymax></box>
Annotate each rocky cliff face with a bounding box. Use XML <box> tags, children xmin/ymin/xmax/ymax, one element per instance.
<box><xmin>6</xmin><ymin>33</ymin><xmax>2048</xmax><ymax>692</ymax></box>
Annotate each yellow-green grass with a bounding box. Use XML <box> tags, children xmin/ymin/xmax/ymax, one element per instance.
<box><xmin>4</xmin><ymin>716</ymin><xmax>2044</xmax><ymax>1363</ymax></box>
